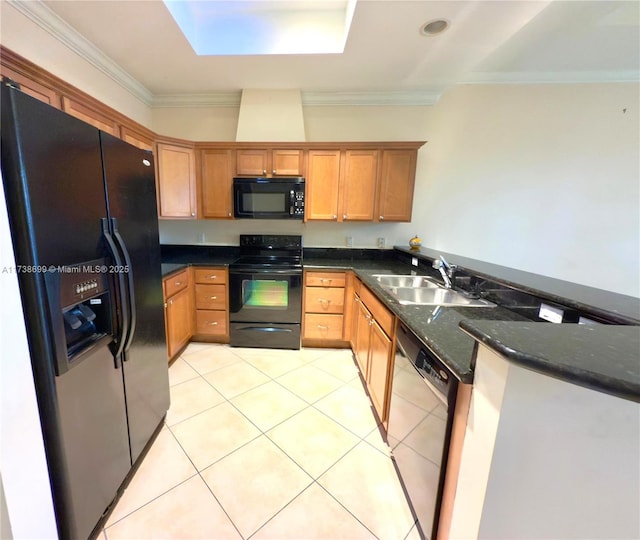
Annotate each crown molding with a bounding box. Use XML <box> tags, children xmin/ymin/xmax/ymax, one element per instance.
<box><xmin>301</xmin><ymin>90</ymin><xmax>441</xmax><ymax>106</ymax></box>
<box><xmin>152</xmin><ymin>92</ymin><xmax>242</xmax><ymax>108</ymax></box>
<box><xmin>463</xmin><ymin>70</ymin><xmax>640</xmax><ymax>85</ymax></box>
<box><xmin>8</xmin><ymin>0</ymin><xmax>154</xmax><ymax>106</ymax></box>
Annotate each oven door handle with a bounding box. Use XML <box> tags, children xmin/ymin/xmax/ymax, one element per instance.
<box><xmin>234</xmin><ymin>326</ymin><xmax>294</xmax><ymax>333</ymax></box>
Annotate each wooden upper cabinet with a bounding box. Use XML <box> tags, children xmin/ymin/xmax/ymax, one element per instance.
<box><xmin>236</xmin><ymin>149</ymin><xmax>268</xmax><ymax>176</ymax></box>
<box><xmin>236</xmin><ymin>148</ymin><xmax>303</xmax><ymax>176</ymax></box>
<box><xmin>61</xmin><ymin>96</ymin><xmax>118</xmax><ymax>135</ymax></box>
<box><xmin>377</xmin><ymin>149</ymin><xmax>418</xmax><ymax>222</ymax></box>
<box><xmin>342</xmin><ymin>150</ymin><xmax>379</xmax><ymax>221</ymax></box>
<box><xmin>306</xmin><ymin>150</ymin><xmax>342</xmax><ymax>221</ymax></box>
<box><xmin>200</xmin><ymin>148</ymin><xmax>233</xmax><ymax>219</ymax></box>
<box><xmin>119</xmin><ymin>126</ymin><xmax>154</xmax><ymax>151</ymax></box>
<box><xmin>272</xmin><ymin>149</ymin><xmax>303</xmax><ymax>176</ymax></box>
<box><xmin>156</xmin><ymin>143</ymin><xmax>197</xmax><ymax>219</ymax></box>
<box><xmin>1</xmin><ymin>65</ymin><xmax>61</xmax><ymax>108</ymax></box>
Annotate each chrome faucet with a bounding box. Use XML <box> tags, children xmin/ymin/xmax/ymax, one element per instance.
<box><xmin>432</xmin><ymin>255</ymin><xmax>457</xmax><ymax>289</ymax></box>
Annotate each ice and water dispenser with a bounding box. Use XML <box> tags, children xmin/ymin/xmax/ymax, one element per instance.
<box><xmin>45</xmin><ymin>259</ymin><xmax>115</xmax><ymax>375</ymax></box>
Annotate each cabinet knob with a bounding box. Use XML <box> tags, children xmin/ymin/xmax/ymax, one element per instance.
<box><xmin>262</xmin><ymin>169</ymin><xmax>267</xmax><ymax>175</ymax></box>
<box><xmin>191</xmin><ymin>212</ymin><xmax>195</xmax><ymax>217</ymax></box>
<box><xmin>332</xmin><ymin>215</ymin><xmax>337</xmax><ymax>220</ymax></box>
<box><xmin>164</xmin><ymin>302</ymin><xmax>168</xmax><ymax>308</ymax></box>
<box><xmin>228</xmin><ymin>212</ymin><xmax>232</xmax><ymax>217</ymax></box>
<box><xmin>272</xmin><ymin>169</ymin><xmax>276</xmax><ymax>175</ymax></box>
<box><xmin>379</xmin><ymin>216</ymin><xmax>384</xmax><ymax>220</ymax></box>
<box><xmin>343</xmin><ymin>214</ymin><xmax>347</xmax><ymax>220</ymax></box>
<box><xmin>168</xmin><ymin>299</ymin><xmax>173</xmax><ymax>305</ymax></box>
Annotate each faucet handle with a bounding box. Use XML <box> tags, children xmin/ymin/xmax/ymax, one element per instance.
<box><xmin>432</xmin><ymin>259</ymin><xmax>443</xmax><ymax>269</ymax></box>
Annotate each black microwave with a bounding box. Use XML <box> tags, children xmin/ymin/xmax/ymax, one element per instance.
<box><xmin>233</xmin><ymin>177</ymin><xmax>305</xmax><ymax>219</ymax></box>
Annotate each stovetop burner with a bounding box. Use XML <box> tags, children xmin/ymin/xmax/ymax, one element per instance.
<box><xmin>232</xmin><ymin>234</ymin><xmax>303</xmax><ymax>269</ymax></box>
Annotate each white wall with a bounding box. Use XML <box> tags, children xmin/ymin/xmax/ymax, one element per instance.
<box><xmin>420</xmin><ymin>83</ymin><xmax>640</xmax><ymax>297</ymax></box>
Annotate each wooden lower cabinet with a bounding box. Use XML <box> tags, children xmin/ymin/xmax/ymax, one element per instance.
<box><xmin>352</xmin><ymin>296</ymin><xmax>372</xmax><ymax>377</ymax></box>
<box><xmin>302</xmin><ymin>271</ymin><xmax>349</xmax><ymax>346</ymax></box>
<box><xmin>163</xmin><ymin>268</ymin><xmax>193</xmax><ymax>361</ymax></box>
<box><xmin>193</xmin><ymin>266</ymin><xmax>229</xmax><ymax>342</ymax></box>
<box><xmin>351</xmin><ymin>277</ymin><xmax>396</xmax><ymax>426</ymax></box>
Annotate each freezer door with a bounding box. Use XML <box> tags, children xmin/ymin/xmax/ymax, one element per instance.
<box><xmin>55</xmin><ymin>342</ymin><xmax>131</xmax><ymax>540</ymax></box>
<box><xmin>1</xmin><ymin>85</ymin><xmax>107</xmax><ymax>266</ymax></box>
<box><xmin>100</xmin><ymin>133</ymin><xmax>170</xmax><ymax>463</ymax></box>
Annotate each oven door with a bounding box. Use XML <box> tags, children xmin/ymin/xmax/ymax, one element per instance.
<box><xmin>229</xmin><ymin>267</ymin><xmax>302</xmax><ymax>349</ymax></box>
<box><xmin>229</xmin><ymin>268</ymin><xmax>302</xmax><ymax>324</ymax></box>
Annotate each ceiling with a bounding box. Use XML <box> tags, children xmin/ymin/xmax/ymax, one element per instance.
<box><xmin>15</xmin><ymin>0</ymin><xmax>640</xmax><ymax>106</ymax></box>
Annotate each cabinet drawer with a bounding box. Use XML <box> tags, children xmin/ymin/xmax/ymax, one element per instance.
<box><xmin>195</xmin><ymin>284</ymin><xmax>227</xmax><ymax>310</ymax></box>
<box><xmin>304</xmin><ymin>314</ymin><xmax>344</xmax><ymax>340</ymax></box>
<box><xmin>164</xmin><ymin>269</ymin><xmax>188</xmax><ymax>298</ymax></box>
<box><xmin>196</xmin><ymin>310</ymin><xmax>227</xmax><ymax>335</ymax></box>
<box><xmin>305</xmin><ymin>272</ymin><xmax>346</xmax><ymax>288</ymax></box>
<box><xmin>305</xmin><ymin>287</ymin><xmax>345</xmax><ymax>314</ymax></box>
<box><xmin>360</xmin><ymin>285</ymin><xmax>395</xmax><ymax>337</ymax></box>
<box><xmin>194</xmin><ymin>267</ymin><xmax>227</xmax><ymax>284</ymax></box>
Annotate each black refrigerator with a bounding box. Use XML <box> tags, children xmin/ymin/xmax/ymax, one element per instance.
<box><xmin>1</xmin><ymin>84</ymin><xmax>170</xmax><ymax>539</ymax></box>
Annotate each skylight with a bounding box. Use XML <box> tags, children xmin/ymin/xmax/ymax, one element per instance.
<box><xmin>163</xmin><ymin>0</ymin><xmax>357</xmax><ymax>55</ymax></box>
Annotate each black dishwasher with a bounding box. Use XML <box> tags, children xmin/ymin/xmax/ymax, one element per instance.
<box><xmin>387</xmin><ymin>322</ymin><xmax>458</xmax><ymax>540</ymax></box>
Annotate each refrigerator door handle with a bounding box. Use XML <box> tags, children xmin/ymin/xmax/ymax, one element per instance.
<box><xmin>101</xmin><ymin>218</ymin><xmax>128</xmax><ymax>364</ymax></box>
<box><xmin>111</xmin><ymin>217</ymin><xmax>136</xmax><ymax>354</ymax></box>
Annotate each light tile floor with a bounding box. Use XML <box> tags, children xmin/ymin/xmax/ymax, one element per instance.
<box><xmin>103</xmin><ymin>343</ymin><xmax>419</xmax><ymax>540</ymax></box>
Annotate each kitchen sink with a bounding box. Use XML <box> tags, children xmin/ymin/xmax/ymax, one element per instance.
<box><xmin>389</xmin><ymin>287</ymin><xmax>495</xmax><ymax>307</ymax></box>
<box><xmin>372</xmin><ymin>274</ymin><xmax>441</xmax><ymax>288</ymax></box>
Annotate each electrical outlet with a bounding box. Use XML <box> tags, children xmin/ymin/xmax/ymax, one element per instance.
<box><xmin>377</xmin><ymin>237</ymin><xmax>386</xmax><ymax>249</ymax></box>
<box><xmin>198</xmin><ymin>232</ymin><xmax>205</xmax><ymax>244</ymax></box>
<box><xmin>411</xmin><ymin>257</ymin><xmax>418</xmax><ymax>267</ymax></box>
<box><xmin>346</xmin><ymin>236</ymin><xmax>353</xmax><ymax>248</ymax></box>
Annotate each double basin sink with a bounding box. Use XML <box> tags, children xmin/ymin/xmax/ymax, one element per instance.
<box><xmin>373</xmin><ymin>274</ymin><xmax>495</xmax><ymax>308</ymax></box>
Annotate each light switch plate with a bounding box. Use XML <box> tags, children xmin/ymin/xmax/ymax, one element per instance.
<box><xmin>346</xmin><ymin>236</ymin><xmax>353</xmax><ymax>248</ymax></box>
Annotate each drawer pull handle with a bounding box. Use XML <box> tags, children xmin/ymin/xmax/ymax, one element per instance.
<box><xmin>319</xmin><ymin>278</ymin><xmax>332</xmax><ymax>284</ymax></box>
<box><xmin>209</xmin><ymin>275</ymin><xmax>217</xmax><ymax>279</ymax></box>
<box><xmin>319</xmin><ymin>298</ymin><xmax>331</xmax><ymax>304</ymax></box>
<box><xmin>207</xmin><ymin>321</ymin><xmax>218</xmax><ymax>326</ymax></box>
<box><xmin>317</xmin><ymin>325</ymin><xmax>329</xmax><ymax>330</ymax></box>
<box><xmin>209</xmin><ymin>296</ymin><xmax>217</xmax><ymax>300</ymax></box>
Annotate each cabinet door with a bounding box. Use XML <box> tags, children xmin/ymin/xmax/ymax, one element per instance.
<box><xmin>377</xmin><ymin>149</ymin><xmax>417</xmax><ymax>222</ymax></box>
<box><xmin>236</xmin><ymin>149</ymin><xmax>268</xmax><ymax>176</ymax></box>
<box><xmin>342</xmin><ymin>150</ymin><xmax>378</xmax><ymax>221</ymax></box>
<box><xmin>156</xmin><ymin>143</ymin><xmax>196</xmax><ymax>218</ymax></box>
<box><xmin>272</xmin><ymin>149</ymin><xmax>303</xmax><ymax>176</ymax></box>
<box><xmin>368</xmin><ymin>320</ymin><xmax>393</xmax><ymax>423</ymax></box>
<box><xmin>306</xmin><ymin>150</ymin><xmax>341</xmax><ymax>221</ymax></box>
<box><xmin>201</xmin><ymin>149</ymin><xmax>233</xmax><ymax>218</ymax></box>
<box><xmin>61</xmin><ymin>96</ymin><xmax>118</xmax><ymax>135</ymax></box>
<box><xmin>166</xmin><ymin>287</ymin><xmax>191</xmax><ymax>359</ymax></box>
<box><xmin>0</xmin><ymin>66</ymin><xmax>61</xmax><ymax>108</ymax></box>
<box><xmin>119</xmin><ymin>126</ymin><xmax>154</xmax><ymax>151</ymax></box>
<box><xmin>353</xmin><ymin>298</ymin><xmax>372</xmax><ymax>378</ymax></box>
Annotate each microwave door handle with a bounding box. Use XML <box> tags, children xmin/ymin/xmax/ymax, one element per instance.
<box><xmin>290</xmin><ymin>190</ymin><xmax>294</xmax><ymax>215</ymax></box>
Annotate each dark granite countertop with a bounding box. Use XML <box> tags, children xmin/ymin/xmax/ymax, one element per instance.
<box><xmin>459</xmin><ymin>321</ymin><xmax>640</xmax><ymax>402</ymax></box>
<box><xmin>352</xmin><ymin>269</ymin><xmax>529</xmax><ymax>383</ymax></box>
<box><xmin>395</xmin><ymin>246</ymin><xmax>640</xmax><ymax>325</ymax></box>
<box><xmin>160</xmin><ymin>245</ymin><xmax>639</xmax><ymax>394</ymax></box>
